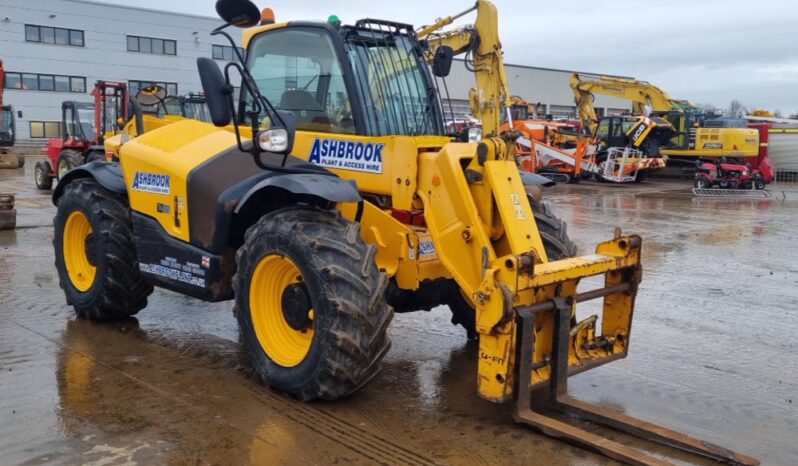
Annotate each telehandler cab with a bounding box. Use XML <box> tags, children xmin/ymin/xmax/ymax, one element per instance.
<box><xmin>51</xmin><ymin>1</ymin><xmax>758</xmax><ymax>464</ymax></box>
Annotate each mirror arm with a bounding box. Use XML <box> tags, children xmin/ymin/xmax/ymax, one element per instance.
<box><xmin>211</xmin><ymin>20</ymin><xmax>305</xmax><ymax>174</ymax></box>
<box><xmin>221</xmin><ymin>63</ymin><xmax>247</xmax><ymax>153</ymax></box>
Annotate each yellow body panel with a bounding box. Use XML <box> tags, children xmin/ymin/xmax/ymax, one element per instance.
<box><xmin>119</xmin><ymin>119</ymin><xmax>240</xmax><ymax>242</ymax></box>
<box><xmin>662</xmin><ymin>127</ymin><xmax>759</xmax><ymax>157</ymax></box>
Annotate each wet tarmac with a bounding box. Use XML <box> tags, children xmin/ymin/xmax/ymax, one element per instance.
<box><xmin>1</xmin><ymin>157</ymin><xmax>797</xmax><ymax>465</ymax></box>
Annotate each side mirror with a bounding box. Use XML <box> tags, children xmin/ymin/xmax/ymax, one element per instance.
<box><xmin>432</xmin><ymin>46</ymin><xmax>454</xmax><ymax>77</ymax></box>
<box><xmin>258</xmin><ymin>110</ymin><xmax>296</xmax><ymax>154</ymax></box>
<box><xmin>17</xmin><ymin>110</ymin><xmax>23</xmax><ymax>118</ymax></box>
<box><xmin>197</xmin><ymin>57</ymin><xmax>232</xmax><ymax>127</ymax></box>
<box><xmin>216</xmin><ymin>0</ymin><xmax>261</xmax><ymax>27</ymax></box>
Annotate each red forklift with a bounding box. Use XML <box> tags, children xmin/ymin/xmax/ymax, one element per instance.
<box><xmin>35</xmin><ymin>81</ymin><xmax>128</xmax><ymax>190</ymax></box>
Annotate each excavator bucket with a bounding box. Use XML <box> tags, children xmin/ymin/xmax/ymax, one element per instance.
<box><xmin>508</xmin><ymin>236</ymin><xmax>760</xmax><ymax>465</ymax></box>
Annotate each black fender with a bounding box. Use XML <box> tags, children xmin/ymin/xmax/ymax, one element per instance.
<box><xmin>197</xmin><ymin>171</ymin><xmax>362</xmax><ymax>253</ymax></box>
<box><xmin>52</xmin><ymin>161</ymin><xmax>126</xmax><ymax>205</ymax></box>
<box><xmin>234</xmin><ymin>173</ymin><xmax>361</xmax><ymax>214</ymax></box>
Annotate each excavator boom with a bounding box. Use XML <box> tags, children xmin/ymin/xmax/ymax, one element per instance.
<box><xmin>417</xmin><ymin>1</ymin><xmax>513</xmax><ymax>138</ymax></box>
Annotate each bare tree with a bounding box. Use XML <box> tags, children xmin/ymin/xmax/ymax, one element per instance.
<box><xmin>728</xmin><ymin>99</ymin><xmax>746</xmax><ymax>118</ymax></box>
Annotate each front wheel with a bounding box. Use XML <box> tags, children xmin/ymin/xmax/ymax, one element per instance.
<box><xmin>694</xmin><ymin>177</ymin><xmax>710</xmax><ymax>189</ymax></box>
<box><xmin>234</xmin><ymin>207</ymin><xmax>393</xmax><ymax>401</ymax></box>
<box><xmin>34</xmin><ymin>161</ymin><xmax>53</xmax><ymax>190</ymax></box>
<box><xmin>56</xmin><ymin>149</ymin><xmax>84</xmax><ymax>181</ymax></box>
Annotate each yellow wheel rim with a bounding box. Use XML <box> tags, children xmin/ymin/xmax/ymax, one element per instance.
<box><xmin>63</xmin><ymin>210</ymin><xmax>96</xmax><ymax>292</ymax></box>
<box><xmin>249</xmin><ymin>255</ymin><xmax>314</xmax><ymax>367</ymax></box>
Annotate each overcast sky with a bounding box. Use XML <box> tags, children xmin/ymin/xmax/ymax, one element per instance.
<box><xmin>105</xmin><ymin>0</ymin><xmax>798</xmax><ymax>115</ymax></box>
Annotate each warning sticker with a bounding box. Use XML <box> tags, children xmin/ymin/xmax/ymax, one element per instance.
<box><xmin>510</xmin><ymin>193</ymin><xmax>526</xmax><ymax>220</ymax></box>
<box><xmin>139</xmin><ymin>256</ymin><xmax>206</xmax><ymax>287</ymax></box>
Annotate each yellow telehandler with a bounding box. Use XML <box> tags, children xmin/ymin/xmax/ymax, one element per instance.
<box><xmin>51</xmin><ymin>1</ymin><xmax>757</xmax><ymax>464</ymax></box>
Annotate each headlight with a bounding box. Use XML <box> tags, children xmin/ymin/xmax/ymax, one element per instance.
<box><xmin>258</xmin><ymin>128</ymin><xmax>289</xmax><ymax>153</ymax></box>
<box><xmin>742</xmin><ymin>170</ymin><xmax>749</xmax><ymax>176</ymax></box>
<box><xmin>467</xmin><ymin>127</ymin><xmax>482</xmax><ymax>143</ymax></box>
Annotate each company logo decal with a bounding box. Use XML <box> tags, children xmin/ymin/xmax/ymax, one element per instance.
<box><xmin>131</xmin><ymin>172</ymin><xmax>171</xmax><ymax>195</ymax></box>
<box><xmin>308</xmin><ymin>138</ymin><xmax>384</xmax><ymax>174</ymax></box>
<box><xmin>703</xmin><ymin>143</ymin><xmax>723</xmax><ymax>149</ymax></box>
<box><xmin>418</xmin><ymin>241</ymin><xmax>437</xmax><ymax>257</ymax></box>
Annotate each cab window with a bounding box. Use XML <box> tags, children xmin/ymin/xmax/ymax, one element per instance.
<box><xmin>245</xmin><ymin>27</ymin><xmax>355</xmax><ymax>134</ymax></box>
<box><xmin>596</xmin><ymin>119</ymin><xmax>610</xmax><ymax>138</ymax></box>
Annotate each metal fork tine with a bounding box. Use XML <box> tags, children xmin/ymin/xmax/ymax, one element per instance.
<box><xmin>513</xmin><ymin>302</ymin><xmax>760</xmax><ymax>466</ymax></box>
<box><xmin>514</xmin><ymin>307</ymin><xmax>675</xmax><ymax>466</ymax></box>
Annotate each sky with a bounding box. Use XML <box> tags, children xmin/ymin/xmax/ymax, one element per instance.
<box><xmin>102</xmin><ymin>0</ymin><xmax>798</xmax><ymax>115</ymax></box>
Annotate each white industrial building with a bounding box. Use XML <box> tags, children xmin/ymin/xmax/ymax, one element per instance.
<box><xmin>440</xmin><ymin>60</ymin><xmax>632</xmax><ymax>120</ymax></box>
<box><xmin>1</xmin><ymin>0</ymin><xmax>631</xmax><ymax>141</ymax></box>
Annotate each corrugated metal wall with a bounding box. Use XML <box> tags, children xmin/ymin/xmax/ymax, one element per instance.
<box><xmin>437</xmin><ymin>59</ymin><xmax>632</xmax><ymax>119</ymax></box>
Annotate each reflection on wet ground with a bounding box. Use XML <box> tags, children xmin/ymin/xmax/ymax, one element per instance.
<box><xmin>1</xmin><ymin>160</ymin><xmax>797</xmax><ymax>465</ymax></box>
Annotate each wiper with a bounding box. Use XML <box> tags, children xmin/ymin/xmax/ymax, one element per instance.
<box><xmin>301</xmin><ymin>74</ymin><xmax>329</xmax><ymax>91</ymax></box>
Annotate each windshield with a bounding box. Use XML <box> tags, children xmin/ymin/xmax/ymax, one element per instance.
<box><xmin>510</xmin><ymin>105</ymin><xmax>529</xmax><ymax>121</ymax></box>
<box><xmin>0</xmin><ymin>107</ymin><xmax>12</xmax><ymax>132</ymax></box>
<box><xmin>182</xmin><ymin>100</ymin><xmax>211</xmax><ymax>122</ymax></box>
<box><xmin>246</xmin><ymin>27</ymin><xmax>356</xmax><ymax>135</ymax></box>
<box><xmin>344</xmin><ymin>28</ymin><xmax>443</xmax><ymax>136</ymax></box>
<box><xmin>73</xmin><ymin>103</ymin><xmax>95</xmax><ymax>139</ymax></box>
<box><xmin>162</xmin><ymin>96</ymin><xmax>210</xmax><ymax>122</ymax></box>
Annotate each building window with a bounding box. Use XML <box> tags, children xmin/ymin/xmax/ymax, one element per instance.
<box><xmin>25</xmin><ymin>25</ymin><xmax>84</xmax><ymax>47</ymax></box>
<box><xmin>3</xmin><ymin>72</ymin><xmax>85</xmax><ymax>93</ymax></box>
<box><xmin>29</xmin><ymin>121</ymin><xmax>62</xmax><ymax>139</ymax></box>
<box><xmin>212</xmin><ymin>44</ymin><xmax>244</xmax><ymax>61</ymax></box>
<box><xmin>127</xmin><ymin>35</ymin><xmax>177</xmax><ymax>55</ymax></box>
<box><xmin>129</xmin><ymin>80</ymin><xmax>178</xmax><ymax>97</ymax></box>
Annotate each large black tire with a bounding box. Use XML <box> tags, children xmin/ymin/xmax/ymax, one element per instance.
<box><xmin>449</xmin><ymin>196</ymin><xmax>578</xmax><ymax>339</ymax></box>
<box><xmin>56</xmin><ymin>149</ymin><xmax>84</xmax><ymax>181</ymax></box>
<box><xmin>85</xmin><ymin>150</ymin><xmax>106</xmax><ymax>164</ymax></box>
<box><xmin>233</xmin><ymin>207</ymin><xmax>393</xmax><ymax>401</ymax></box>
<box><xmin>34</xmin><ymin>161</ymin><xmax>53</xmax><ymax>190</ymax></box>
<box><xmin>53</xmin><ymin>179</ymin><xmax>153</xmax><ymax>320</ymax></box>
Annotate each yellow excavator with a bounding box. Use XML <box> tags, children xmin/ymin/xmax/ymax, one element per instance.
<box><xmin>50</xmin><ymin>1</ymin><xmax>757</xmax><ymax>464</ymax></box>
<box><xmin>571</xmin><ymin>74</ymin><xmax>760</xmax><ymax>160</ymax></box>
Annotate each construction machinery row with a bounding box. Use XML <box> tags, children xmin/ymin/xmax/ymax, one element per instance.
<box><xmin>34</xmin><ymin>81</ymin><xmax>210</xmax><ymax>190</ymax></box>
<box><xmin>499</xmin><ymin>72</ymin><xmax>774</xmax><ymax>186</ymax></box>
<box><xmin>0</xmin><ymin>59</ymin><xmax>20</xmax><ymax>165</ymax></box>
<box><xmin>49</xmin><ymin>1</ymin><xmax>759</xmax><ymax>464</ymax></box>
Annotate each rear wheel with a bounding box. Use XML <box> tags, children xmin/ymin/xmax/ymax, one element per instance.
<box><xmin>449</xmin><ymin>196</ymin><xmax>577</xmax><ymax>339</ymax></box>
<box><xmin>754</xmin><ymin>179</ymin><xmax>766</xmax><ymax>190</ymax></box>
<box><xmin>85</xmin><ymin>150</ymin><xmax>106</xmax><ymax>164</ymax></box>
<box><xmin>56</xmin><ymin>149</ymin><xmax>84</xmax><ymax>181</ymax></box>
<box><xmin>53</xmin><ymin>179</ymin><xmax>153</xmax><ymax>320</ymax></box>
<box><xmin>34</xmin><ymin>161</ymin><xmax>53</xmax><ymax>190</ymax></box>
<box><xmin>234</xmin><ymin>207</ymin><xmax>393</xmax><ymax>401</ymax></box>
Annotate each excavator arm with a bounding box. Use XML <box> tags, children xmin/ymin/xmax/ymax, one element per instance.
<box><xmin>417</xmin><ymin>1</ymin><xmax>513</xmax><ymax>139</ymax></box>
<box><xmin>0</xmin><ymin>59</ymin><xmax>5</xmax><ymax>109</ymax></box>
<box><xmin>570</xmin><ymin>73</ymin><xmax>677</xmax><ymax>134</ymax></box>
